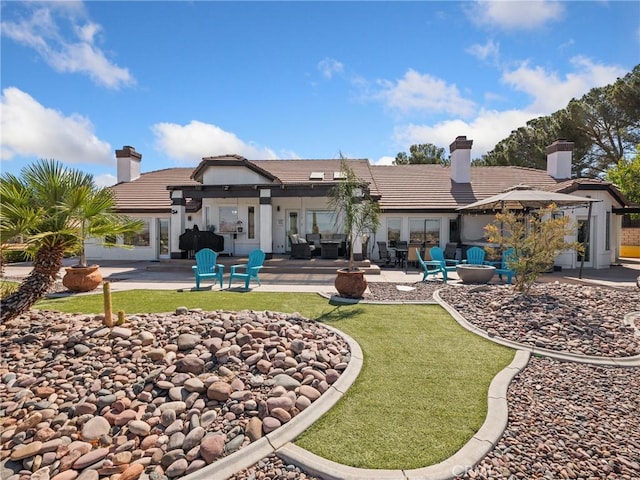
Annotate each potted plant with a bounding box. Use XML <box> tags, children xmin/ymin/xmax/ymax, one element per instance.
<box><xmin>328</xmin><ymin>158</ymin><xmax>380</xmax><ymax>298</ymax></box>
<box><xmin>61</xmin><ymin>181</ymin><xmax>144</xmax><ymax>293</ymax></box>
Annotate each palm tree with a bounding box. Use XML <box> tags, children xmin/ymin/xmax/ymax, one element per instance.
<box><xmin>0</xmin><ymin>160</ymin><xmax>142</xmax><ymax>323</ymax></box>
<box><xmin>328</xmin><ymin>158</ymin><xmax>380</xmax><ymax>271</ymax></box>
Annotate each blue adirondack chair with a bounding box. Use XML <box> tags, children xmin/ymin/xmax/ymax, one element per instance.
<box><xmin>414</xmin><ymin>248</ymin><xmax>447</xmax><ymax>282</ymax></box>
<box><xmin>192</xmin><ymin>248</ymin><xmax>224</xmax><ymax>289</ymax></box>
<box><xmin>430</xmin><ymin>246</ymin><xmax>460</xmax><ymax>267</ymax></box>
<box><xmin>463</xmin><ymin>246</ymin><xmax>486</xmax><ymax>265</ymax></box>
<box><xmin>228</xmin><ymin>249</ymin><xmax>266</xmax><ymax>290</ymax></box>
<box><xmin>494</xmin><ymin>248</ymin><xmax>516</xmax><ymax>284</ymax></box>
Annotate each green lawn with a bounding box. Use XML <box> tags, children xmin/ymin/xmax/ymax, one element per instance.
<box><xmin>35</xmin><ymin>289</ymin><xmax>514</xmax><ymax>470</ymax></box>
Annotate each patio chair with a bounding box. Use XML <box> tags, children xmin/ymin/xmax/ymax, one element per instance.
<box><xmin>192</xmin><ymin>248</ymin><xmax>224</xmax><ymax>289</ymax></box>
<box><xmin>493</xmin><ymin>248</ymin><xmax>516</xmax><ymax>284</ymax></box>
<box><xmin>289</xmin><ymin>234</ymin><xmax>315</xmax><ymax>259</ymax></box>
<box><xmin>228</xmin><ymin>249</ymin><xmax>266</xmax><ymax>290</ymax></box>
<box><xmin>428</xmin><ymin>247</ymin><xmax>459</xmax><ymax>280</ymax></box>
<box><xmin>416</xmin><ymin>248</ymin><xmax>448</xmax><ymax>282</ymax></box>
<box><xmin>462</xmin><ymin>246</ymin><xmax>486</xmax><ymax>265</ymax></box>
<box><xmin>305</xmin><ymin>234</ymin><xmax>322</xmax><ymax>256</ymax></box>
<box><xmin>376</xmin><ymin>241</ymin><xmax>394</xmax><ymax>265</ymax></box>
<box><xmin>430</xmin><ymin>246</ymin><xmax>460</xmax><ymax>267</ymax></box>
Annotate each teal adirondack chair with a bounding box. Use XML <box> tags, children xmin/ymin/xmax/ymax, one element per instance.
<box><xmin>463</xmin><ymin>246</ymin><xmax>486</xmax><ymax>265</ymax></box>
<box><xmin>416</xmin><ymin>248</ymin><xmax>449</xmax><ymax>282</ymax></box>
<box><xmin>228</xmin><ymin>249</ymin><xmax>266</xmax><ymax>290</ymax></box>
<box><xmin>192</xmin><ymin>248</ymin><xmax>224</xmax><ymax>289</ymax></box>
<box><xmin>429</xmin><ymin>246</ymin><xmax>460</xmax><ymax>268</ymax></box>
<box><xmin>494</xmin><ymin>248</ymin><xmax>516</xmax><ymax>284</ymax></box>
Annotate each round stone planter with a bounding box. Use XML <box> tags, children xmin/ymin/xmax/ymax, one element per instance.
<box><xmin>62</xmin><ymin>265</ymin><xmax>103</xmax><ymax>292</ymax></box>
<box><xmin>334</xmin><ymin>268</ymin><xmax>367</xmax><ymax>299</ymax></box>
<box><xmin>456</xmin><ymin>264</ymin><xmax>495</xmax><ymax>284</ymax></box>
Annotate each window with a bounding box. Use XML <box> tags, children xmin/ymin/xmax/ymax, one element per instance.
<box><xmin>248</xmin><ymin>206</ymin><xmax>255</xmax><ymax>239</ymax></box>
<box><xmin>123</xmin><ymin>219</ymin><xmax>150</xmax><ymax>246</ymax></box>
<box><xmin>306</xmin><ymin>210</ymin><xmax>333</xmax><ymax>234</ymax></box>
<box><xmin>219</xmin><ymin>206</ymin><xmax>238</xmax><ymax>233</ymax></box>
<box><xmin>449</xmin><ymin>218</ymin><xmax>459</xmax><ymax>243</ymax></box>
<box><xmin>387</xmin><ymin>218</ymin><xmax>401</xmax><ymax>247</ymax></box>
<box><xmin>409</xmin><ymin>218</ymin><xmax>440</xmax><ymax>244</ymax></box>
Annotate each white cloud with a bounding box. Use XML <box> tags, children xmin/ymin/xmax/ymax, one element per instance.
<box><xmin>152</xmin><ymin>120</ymin><xmax>277</xmax><ymax>163</ymax></box>
<box><xmin>502</xmin><ymin>56</ymin><xmax>628</xmax><ymax>112</ymax></box>
<box><xmin>373</xmin><ymin>156</ymin><xmax>396</xmax><ymax>166</ymax></box>
<box><xmin>317</xmin><ymin>58</ymin><xmax>344</xmax><ymax>79</ymax></box>
<box><xmin>376</xmin><ymin>69</ymin><xmax>476</xmax><ymax>117</ymax></box>
<box><xmin>94</xmin><ymin>173</ymin><xmax>117</xmax><ymax>187</ymax></box>
<box><xmin>1</xmin><ymin>3</ymin><xmax>134</xmax><ymax>89</ymax></box>
<box><xmin>0</xmin><ymin>87</ymin><xmax>112</xmax><ymax>165</ymax></box>
<box><xmin>393</xmin><ymin>109</ymin><xmax>538</xmax><ymax>158</ymax></box>
<box><xmin>390</xmin><ymin>57</ymin><xmax>628</xmax><ymax>158</ymax></box>
<box><xmin>468</xmin><ymin>0</ymin><xmax>565</xmax><ymax>30</ymax></box>
<box><xmin>466</xmin><ymin>39</ymin><xmax>500</xmax><ymax>63</ymax></box>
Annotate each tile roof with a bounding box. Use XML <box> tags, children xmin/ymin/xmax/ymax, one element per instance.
<box><xmin>370</xmin><ymin>165</ymin><xmax>559</xmax><ymax>211</ymax></box>
<box><xmin>253</xmin><ymin>159</ymin><xmax>378</xmax><ymax>193</ymax></box>
<box><xmin>110</xmin><ymin>159</ymin><xmax>625</xmax><ymax>214</ymax></box>
<box><xmin>111</xmin><ymin>168</ymin><xmax>198</xmax><ymax>213</ymax></box>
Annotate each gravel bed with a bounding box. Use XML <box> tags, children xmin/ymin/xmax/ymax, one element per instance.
<box><xmin>0</xmin><ymin>308</ymin><xmax>349</xmax><ymax>480</ymax></box>
<box><xmin>438</xmin><ymin>282</ymin><xmax>640</xmax><ymax>357</ymax></box>
<box><xmin>457</xmin><ymin>357</ymin><xmax>640</xmax><ymax>479</ymax></box>
<box><xmin>364</xmin><ymin>280</ymin><xmax>444</xmax><ymax>302</ymax></box>
<box><xmin>228</xmin><ymin>453</ymin><xmax>325</xmax><ymax>480</ymax></box>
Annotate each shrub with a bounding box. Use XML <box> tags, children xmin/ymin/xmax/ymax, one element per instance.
<box><xmin>484</xmin><ymin>204</ymin><xmax>583</xmax><ymax>294</ymax></box>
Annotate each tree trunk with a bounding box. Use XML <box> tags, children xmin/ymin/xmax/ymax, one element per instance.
<box><xmin>0</xmin><ymin>246</ymin><xmax>64</xmax><ymax>323</ymax></box>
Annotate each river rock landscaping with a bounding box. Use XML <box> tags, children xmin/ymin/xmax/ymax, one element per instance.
<box><xmin>0</xmin><ymin>308</ymin><xmax>350</xmax><ymax>480</ymax></box>
<box><xmin>1</xmin><ymin>280</ymin><xmax>638</xmax><ymax>480</ymax></box>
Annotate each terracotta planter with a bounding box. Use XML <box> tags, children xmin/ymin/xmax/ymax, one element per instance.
<box><xmin>334</xmin><ymin>268</ymin><xmax>367</xmax><ymax>299</ymax></box>
<box><xmin>62</xmin><ymin>265</ymin><xmax>103</xmax><ymax>292</ymax></box>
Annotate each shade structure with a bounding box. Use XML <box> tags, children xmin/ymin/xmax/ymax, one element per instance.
<box><xmin>456</xmin><ymin>189</ymin><xmax>599</xmax><ymax>211</ymax></box>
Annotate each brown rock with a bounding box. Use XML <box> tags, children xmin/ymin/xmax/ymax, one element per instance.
<box><xmin>207</xmin><ymin>381</ymin><xmax>232</xmax><ymax>401</ymax></box>
<box><xmin>246</xmin><ymin>417</ymin><xmax>263</xmax><ymax>442</ymax></box>
<box><xmin>269</xmin><ymin>407</ymin><xmax>292</xmax><ymax>423</ymax></box>
<box><xmin>119</xmin><ymin>463</ymin><xmax>144</xmax><ymax>480</ymax></box>
<box><xmin>51</xmin><ymin>470</ymin><xmax>79</xmax><ymax>480</ymax></box>
<box><xmin>73</xmin><ymin>447</ymin><xmax>109</xmax><ymax>469</ymax></box>
<box><xmin>11</xmin><ymin>441</ymin><xmax>43</xmax><ymax>461</ymax></box>
<box><xmin>199</xmin><ymin>435</ymin><xmax>226</xmax><ymax>463</ymax></box>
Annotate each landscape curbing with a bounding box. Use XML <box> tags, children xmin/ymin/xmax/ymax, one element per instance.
<box><xmin>433</xmin><ymin>290</ymin><xmax>640</xmax><ymax>368</ymax></box>
<box><xmin>180</xmin><ymin>324</ymin><xmax>364</xmax><ymax>480</ymax></box>
<box><xmin>276</xmin><ymin>350</ymin><xmax>530</xmax><ymax>480</ymax></box>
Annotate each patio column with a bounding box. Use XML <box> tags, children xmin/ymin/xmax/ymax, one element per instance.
<box><xmin>259</xmin><ymin>189</ymin><xmax>273</xmax><ymax>259</ymax></box>
<box><xmin>170</xmin><ymin>191</ymin><xmax>186</xmax><ymax>259</ymax></box>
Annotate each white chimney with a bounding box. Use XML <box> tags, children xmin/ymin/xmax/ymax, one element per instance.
<box><xmin>115</xmin><ymin>146</ymin><xmax>142</xmax><ymax>183</ymax></box>
<box><xmin>449</xmin><ymin>136</ymin><xmax>473</xmax><ymax>183</ymax></box>
<box><xmin>546</xmin><ymin>139</ymin><xmax>573</xmax><ymax>180</ymax></box>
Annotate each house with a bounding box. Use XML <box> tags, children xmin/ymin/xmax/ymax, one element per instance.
<box><xmin>86</xmin><ymin>137</ymin><xmax>630</xmax><ymax>270</ymax></box>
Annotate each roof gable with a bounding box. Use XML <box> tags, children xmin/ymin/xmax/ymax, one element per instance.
<box><xmin>191</xmin><ymin>155</ymin><xmax>280</xmax><ymax>184</ymax></box>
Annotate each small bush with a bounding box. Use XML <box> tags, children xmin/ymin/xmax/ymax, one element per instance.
<box><xmin>2</xmin><ymin>249</ymin><xmax>30</xmax><ymax>263</ymax></box>
<box><xmin>484</xmin><ymin>204</ymin><xmax>583</xmax><ymax>293</ymax></box>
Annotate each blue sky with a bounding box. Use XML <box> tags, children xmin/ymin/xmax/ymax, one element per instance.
<box><xmin>1</xmin><ymin>1</ymin><xmax>639</xmax><ymax>186</ymax></box>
